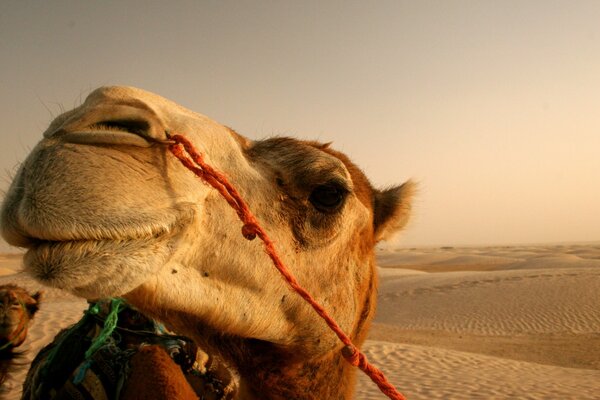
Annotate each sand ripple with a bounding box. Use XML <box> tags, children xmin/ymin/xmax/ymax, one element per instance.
<box><xmin>378</xmin><ymin>268</ymin><xmax>600</xmax><ymax>335</ymax></box>
<box><xmin>356</xmin><ymin>341</ymin><xmax>600</xmax><ymax>399</ymax></box>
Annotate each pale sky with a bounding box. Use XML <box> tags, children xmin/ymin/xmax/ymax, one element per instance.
<box><xmin>1</xmin><ymin>1</ymin><xmax>600</xmax><ymax>251</ymax></box>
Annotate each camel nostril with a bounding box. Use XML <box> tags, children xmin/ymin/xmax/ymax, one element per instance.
<box><xmin>55</xmin><ymin>116</ymin><xmax>173</xmax><ymax>147</ymax></box>
<box><xmin>89</xmin><ymin>119</ymin><xmax>151</xmax><ymax>137</ymax></box>
<box><xmin>46</xmin><ymin>102</ymin><xmax>172</xmax><ymax>147</ymax></box>
<box><xmin>86</xmin><ymin>119</ymin><xmax>174</xmax><ymax>145</ymax></box>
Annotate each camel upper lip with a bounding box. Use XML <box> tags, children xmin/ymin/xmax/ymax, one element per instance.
<box><xmin>28</xmin><ymin>233</ymin><xmax>167</xmax><ymax>248</ymax></box>
<box><xmin>10</xmin><ymin>205</ymin><xmax>195</xmax><ymax>249</ymax></box>
<box><xmin>20</xmin><ymin>221</ymin><xmax>178</xmax><ymax>248</ymax></box>
<box><xmin>21</xmin><ymin>233</ymin><xmax>167</xmax><ymax>252</ymax></box>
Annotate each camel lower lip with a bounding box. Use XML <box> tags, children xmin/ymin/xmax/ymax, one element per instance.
<box><xmin>25</xmin><ymin>234</ymin><xmax>171</xmax><ymax>263</ymax></box>
<box><xmin>27</xmin><ymin>235</ymin><xmax>165</xmax><ymax>255</ymax></box>
<box><xmin>14</xmin><ymin>204</ymin><xmax>196</xmax><ymax>248</ymax></box>
<box><xmin>23</xmin><ymin>234</ymin><xmax>176</xmax><ymax>298</ymax></box>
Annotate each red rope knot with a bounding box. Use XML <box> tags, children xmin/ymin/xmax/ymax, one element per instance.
<box><xmin>169</xmin><ymin>143</ymin><xmax>185</xmax><ymax>159</ymax></box>
<box><xmin>241</xmin><ymin>223</ymin><xmax>259</xmax><ymax>240</ymax></box>
<box><xmin>341</xmin><ymin>344</ymin><xmax>364</xmax><ymax>368</ymax></box>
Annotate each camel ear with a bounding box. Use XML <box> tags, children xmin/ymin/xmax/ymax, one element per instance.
<box><xmin>31</xmin><ymin>291</ymin><xmax>43</xmax><ymax>303</ymax></box>
<box><xmin>25</xmin><ymin>291</ymin><xmax>43</xmax><ymax>316</ymax></box>
<box><xmin>373</xmin><ymin>180</ymin><xmax>416</xmax><ymax>242</ymax></box>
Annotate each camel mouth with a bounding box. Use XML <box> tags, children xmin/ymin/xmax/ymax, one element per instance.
<box><xmin>25</xmin><ymin>226</ymin><xmax>172</xmax><ymax>250</ymax></box>
<box><xmin>9</xmin><ymin>203</ymin><xmax>196</xmax><ymax>249</ymax></box>
<box><xmin>20</xmin><ymin>208</ymin><xmax>195</xmax><ymax>299</ymax></box>
<box><xmin>26</xmin><ymin>233</ymin><xmax>170</xmax><ymax>258</ymax></box>
<box><xmin>13</xmin><ymin>222</ymin><xmax>172</xmax><ymax>252</ymax></box>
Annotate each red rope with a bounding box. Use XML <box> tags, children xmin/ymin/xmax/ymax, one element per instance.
<box><xmin>168</xmin><ymin>134</ymin><xmax>407</xmax><ymax>400</ymax></box>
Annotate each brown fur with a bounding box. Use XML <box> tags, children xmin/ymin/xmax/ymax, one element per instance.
<box><xmin>120</xmin><ymin>346</ymin><xmax>199</xmax><ymax>400</ymax></box>
<box><xmin>0</xmin><ymin>284</ymin><xmax>42</xmax><ymax>351</ymax></box>
<box><xmin>0</xmin><ymin>284</ymin><xmax>42</xmax><ymax>386</ymax></box>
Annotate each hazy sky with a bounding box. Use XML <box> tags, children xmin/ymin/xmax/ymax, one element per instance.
<box><xmin>1</xmin><ymin>1</ymin><xmax>600</xmax><ymax>251</ymax></box>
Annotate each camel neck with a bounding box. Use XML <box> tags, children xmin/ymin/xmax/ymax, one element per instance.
<box><xmin>237</xmin><ymin>344</ymin><xmax>355</xmax><ymax>400</ymax></box>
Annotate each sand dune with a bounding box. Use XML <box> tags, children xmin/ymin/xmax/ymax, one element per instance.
<box><xmin>353</xmin><ymin>244</ymin><xmax>600</xmax><ymax>399</ymax></box>
<box><xmin>356</xmin><ymin>341</ymin><xmax>600</xmax><ymax>400</ymax></box>
<box><xmin>378</xmin><ymin>243</ymin><xmax>600</xmax><ymax>272</ymax></box>
<box><xmin>2</xmin><ymin>244</ymin><xmax>600</xmax><ymax>399</ymax></box>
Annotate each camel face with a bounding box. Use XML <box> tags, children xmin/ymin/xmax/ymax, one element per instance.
<box><xmin>0</xmin><ymin>284</ymin><xmax>42</xmax><ymax>350</ymax></box>
<box><xmin>1</xmin><ymin>87</ymin><xmax>414</xmax><ymax>392</ymax></box>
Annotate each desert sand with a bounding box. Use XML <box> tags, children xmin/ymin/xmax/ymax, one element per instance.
<box><xmin>1</xmin><ymin>244</ymin><xmax>600</xmax><ymax>399</ymax></box>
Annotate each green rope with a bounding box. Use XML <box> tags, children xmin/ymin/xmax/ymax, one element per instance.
<box><xmin>84</xmin><ymin>298</ymin><xmax>124</xmax><ymax>359</ymax></box>
<box><xmin>72</xmin><ymin>298</ymin><xmax>124</xmax><ymax>384</ymax></box>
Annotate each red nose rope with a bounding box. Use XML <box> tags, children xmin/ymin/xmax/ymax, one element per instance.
<box><xmin>167</xmin><ymin>133</ymin><xmax>407</xmax><ymax>400</ymax></box>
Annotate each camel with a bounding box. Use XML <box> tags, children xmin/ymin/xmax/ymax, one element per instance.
<box><xmin>0</xmin><ymin>86</ymin><xmax>414</xmax><ymax>399</ymax></box>
<box><xmin>0</xmin><ymin>285</ymin><xmax>42</xmax><ymax>352</ymax></box>
<box><xmin>0</xmin><ymin>284</ymin><xmax>42</xmax><ymax>386</ymax></box>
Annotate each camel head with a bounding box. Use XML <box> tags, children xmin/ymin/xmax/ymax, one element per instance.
<box><xmin>0</xmin><ymin>86</ymin><xmax>413</xmax><ymax>398</ymax></box>
<box><xmin>0</xmin><ymin>284</ymin><xmax>42</xmax><ymax>351</ymax></box>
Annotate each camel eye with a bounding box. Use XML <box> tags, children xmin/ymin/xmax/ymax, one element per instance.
<box><xmin>309</xmin><ymin>184</ymin><xmax>347</xmax><ymax>213</ymax></box>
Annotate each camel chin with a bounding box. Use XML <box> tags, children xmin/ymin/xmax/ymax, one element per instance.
<box><xmin>23</xmin><ymin>235</ymin><xmax>175</xmax><ymax>299</ymax></box>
